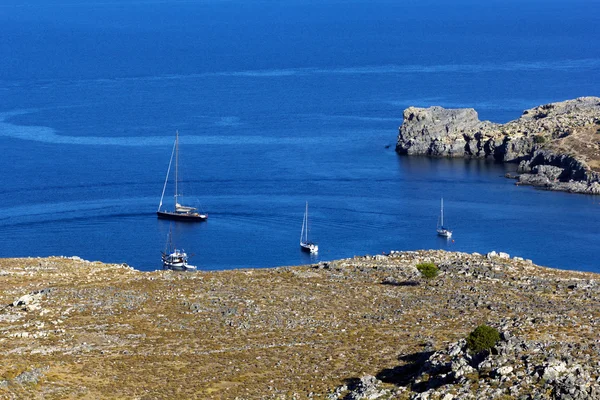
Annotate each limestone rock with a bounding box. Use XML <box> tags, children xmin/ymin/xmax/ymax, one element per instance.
<box><xmin>344</xmin><ymin>375</ymin><xmax>388</xmax><ymax>400</ymax></box>
<box><xmin>494</xmin><ymin>365</ymin><xmax>513</xmax><ymax>377</ymax></box>
<box><xmin>541</xmin><ymin>360</ymin><xmax>568</xmax><ymax>381</ymax></box>
<box><xmin>396</xmin><ymin>97</ymin><xmax>600</xmax><ymax>194</ymax></box>
<box><xmin>397</xmin><ymin>106</ymin><xmax>498</xmax><ymax>158</ymax></box>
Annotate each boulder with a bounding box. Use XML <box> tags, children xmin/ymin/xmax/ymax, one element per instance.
<box><xmin>494</xmin><ymin>366</ymin><xmax>514</xmax><ymax>377</ymax></box>
<box><xmin>486</xmin><ymin>251</ymin><xmax>498</xmax><ymax>259</ymax></box>
<box><xmin>345</xmin><ymin>375</ymin><xmax>388</xmax><ymax>400</ymax></box>
<box><xmin>13</xmin><ymin>294</ymin><xmax>35</xmax><ymax>307</ymax></box>
<box><xmin>541</xmin><ymin>360</ymin><xmax>568</xmax><ymax>381</ymax></box>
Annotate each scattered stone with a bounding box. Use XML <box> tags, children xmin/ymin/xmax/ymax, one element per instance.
<box><xmin>333</xmin><ymin>332</ymin><xmax>600</xmax><ymax>399</ymax></box>
<box><xmin>1</xmin><ymin>251</ymin><xmax>599</xmax><ymax>398</ymax></box>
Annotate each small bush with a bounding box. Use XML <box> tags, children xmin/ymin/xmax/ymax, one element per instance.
<box><xmin>533</xmin><ymin>135</ymin><xmax>547</xmax><ymax>144</ymax></box>
<box><xmin>466</xmin><ymin>324</ymin><xmax>500</xmax><ymax>353</ymax></box>
<box><xmin>416</xmin><ymin>262</ymin><xmax>439</xmax><ymax>279</ymax></box>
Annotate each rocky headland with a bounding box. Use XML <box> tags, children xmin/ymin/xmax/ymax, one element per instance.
<box><xmin>1</xmin><ymin>252</ymin><xmax>599</xmax><ymax>399</ymax></box>
<box><xmin>396</xmin><ymin>97</ymin><xmax>600</xmax><ymax>194</ymax></box>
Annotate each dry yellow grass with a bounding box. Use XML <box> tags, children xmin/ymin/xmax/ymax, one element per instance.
<box><xmin>545</xmin><ymin>123</ymin><xmax>600</xmax><ymax>172</ymax></box>
<box><xmin>0</xmin><ymin>252</ymin><xmax>598</xmax><ymax>399</ymax></box>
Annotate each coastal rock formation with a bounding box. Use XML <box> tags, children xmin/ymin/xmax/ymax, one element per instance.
<box><xmin>396</xmin><ymin>97</ymin><xmax>600</xmax><ymax>194</ymax></box>
<box><xmin>336</xmin><ymin>333</ymin><xmax>600</xmax><ymax>399</ymax></box>
<box><xmin>1</xmin><ymin>253</ymin><xmax>599</xmax><ymax>398</ymax></box>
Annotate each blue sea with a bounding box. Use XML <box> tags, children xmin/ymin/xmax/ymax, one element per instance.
<box><xmin>0</xmin><ymin>0</ymin><xmax>599</xmax><ymax>272</ymax></box>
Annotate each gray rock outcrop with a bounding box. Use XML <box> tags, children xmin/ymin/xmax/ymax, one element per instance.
<box><xmin>396</xmin><ymin>97</ymin><xmax>600</xmax><ymax>194</ymax></box>
<box><xmin>396</xmin><ymin>106</ymin><xmax>500</xmax><ymax>158</ymax></box>
<box><xmin>332</xmin><ymin>332</ymin><xmax>600</xmax><ymax>400</ymax></box>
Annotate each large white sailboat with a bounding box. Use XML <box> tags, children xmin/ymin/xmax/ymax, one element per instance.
<box><xmin>300</xmin><ymin>202</ymin><xmax>318</xmax><ymax>253</ymax></box>
<box><xmin>436</xmin><ymin>197</ymin><xmax>452</xmax><ymax>238</ymax></box>
<box><xmin>157</xmin><ymin>131</ymin><xmax>207</xmax><ymax>222</ymax></box>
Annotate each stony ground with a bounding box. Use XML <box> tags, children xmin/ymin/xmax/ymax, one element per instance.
<box><xmin>546</xmin><ymin>123</ymin><xmax>600</xmax><ymax>172</ymax></box>
<box><xmin>0</xmin><ymin>251</ymin><xmax>599</xmax><ymax>399</ymax></box>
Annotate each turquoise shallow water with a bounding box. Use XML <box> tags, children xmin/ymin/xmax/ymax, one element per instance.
<box><xmin>0</xmin><ymin>0</ymin><xmax>599</xmax><ymax>272</ymax></box>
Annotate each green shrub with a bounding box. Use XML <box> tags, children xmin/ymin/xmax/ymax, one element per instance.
<box><xmin>416</xmin><ymin>262</ymin><xmax>439</xmax><ymax>279</ymax></box>
<box><xmin>533</xmin><ymin>135</ymin><xmax>547</xmax><ymax>144</ymax></box>
<box><xmin>466</xmin><ymin>325</ymin><xmax>500</xmax><ymax>353</ymax></box>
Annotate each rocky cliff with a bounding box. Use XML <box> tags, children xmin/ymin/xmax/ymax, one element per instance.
<box><xmin>396</xmin><ymin>97</ymin><xmax>600</xmax><ymax>194</ymax></box>
<box><xmin>1</xmin><ymin>253</ymin><xmax>599</xmax><ymax>399</ymax></box>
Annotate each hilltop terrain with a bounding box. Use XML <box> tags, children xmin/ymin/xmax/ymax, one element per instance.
<box><xmin>396</xmin><ymin>97</ymin><xmax>600</xmax><ymax>194</ymax></box>
<box><xmin>1</xmin><ymin>252</ymin><xmax>599</xmax><ymax>399</ymax></box>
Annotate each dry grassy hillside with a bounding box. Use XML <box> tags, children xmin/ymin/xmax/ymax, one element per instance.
<box><xmin>0</xmin><ymin>252</ymin><xmax>598</xmax><ymax>399</ymax></box>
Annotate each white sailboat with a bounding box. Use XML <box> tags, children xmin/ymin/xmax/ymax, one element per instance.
<box><xmin>300</xmin><ymin>202</ymin><xmax>318</xmax><ymax>253</ymax></box>
<box><xmin>436</xmin><ymin>197</ymin><xmax>452</xmax><ymax>238</ymax></box>
<box><xmin>161</xmin><ymin>228</ymin><xmax>196</xmax><ymax>271</ymax></box>
<box><xmin>157</xmin><ymin>131</ymin><xmax>207</xmax><ymax>221</ymax></box>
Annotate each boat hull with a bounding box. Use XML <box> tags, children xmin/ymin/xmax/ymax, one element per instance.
<box><xmin>157</xmin><ymin>211</ymin><xmax>208</xmax><ymax>222</ymax></box>
<box><xmin>437</xmin><ymin>229</ymin><xmax>452</xmax><ymax>238</ymax></box>
<box><xmin>162</xmin><ymin>263</ymin><xmax>196</xmax><ymax>271</ymax></box>
<box><xmin>300</xmin><ymin>242</ymin><xmax>318</xmax><ymax>254</ymax></box>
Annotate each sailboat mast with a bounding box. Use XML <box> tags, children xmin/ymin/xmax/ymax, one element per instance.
<box><xmin>165</xmin><ymin>226</ymin><xmax>172</xmax><ymax>254</ymax></box>
<box><xmin>440</xmin><ymin>198</ymin><xmax>444</xmax><ymax>227</ymax></box>
<box><xmin>158</xmin><ymin>137</ymin><xmax>177</xmax><ymax>211</ymax></box>
<box><xmin>300</xmin><ymin>205</ymin><xmax>306</xmax><ymax>243</ymax></box>
<box><xmin>305</xmin><ymin>202</ymin><xmax>309</xmax><ymax>242</ymax></box>
<box><xmin>175</xmin><ymin>130</ymin><xmax>179</xmax><ymax>205</ymax></box>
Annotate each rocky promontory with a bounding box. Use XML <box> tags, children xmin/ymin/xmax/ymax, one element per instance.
<box><xmin>396</xmin><ymin>97</ymin><xmax>600</xmax><ymax>194</ymax></box>
<box><xmin>1</xmin><ymin>253</ymin><xmax>599</xmax><ymax>398</ymax></box>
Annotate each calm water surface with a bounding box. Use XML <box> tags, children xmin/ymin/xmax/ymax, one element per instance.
<box><xmin>0</xmin><ymin>0</ymin><xmax>599</xmax><ymax>272</ymax></box>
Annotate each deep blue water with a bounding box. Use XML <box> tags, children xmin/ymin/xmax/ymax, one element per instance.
<box><xmin>0</xmin><ymin>0</ymin><xmax>599</xmax><ymax>272</ymax></box>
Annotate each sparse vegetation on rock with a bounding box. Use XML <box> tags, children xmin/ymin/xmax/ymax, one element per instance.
<box><xmin>466</xmin><ymin>324</ymin><xmax>500</xmax><ymax>353</ymax></box>
<box><xmin>533</xmin><ymin>134</ymin><xmax>547</xmax><ymax>144</ymax></box>
<box><xmin>416</xmin><ymin>262</ymin><xmax>439</xmax><ymax>279</ymax></box>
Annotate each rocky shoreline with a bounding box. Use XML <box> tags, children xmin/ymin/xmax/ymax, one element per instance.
<box><xmin>395</xmin><ymin>97</ymin><xmax>600</xmax><ymax>194</ymax></box>
<box><xmin>1</xmin><ymin>252</ymin><xmax>599</xmax><ymax>399</ymax></box>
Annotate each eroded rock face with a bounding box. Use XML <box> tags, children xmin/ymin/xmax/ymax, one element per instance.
<box><xmin>396</xmin><ymin>97</ymin><xmax>600</xmax><ymax>194</ymax></box>
<box><xmin>397</xmin><ymin>106</ymin><xmax>499</xmax><ymax>158</ymax></box>
<box><xmin>516</xmin><ymin>149</ymin><xmax>600</xmax><ymax>194</ymax></box>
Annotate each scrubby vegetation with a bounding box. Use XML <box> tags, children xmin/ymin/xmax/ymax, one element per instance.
<box><xmin>466</xmin><ymin>324</ymin><xmax>500</xmax><ymax>353</ymax></box>
<box><xmin>533</xmin><ymin>134</ymin><xmax>547</xmax><ymax>144</ymax></box>
<box><xmin>416</xmin><ymin>262</ymin><xmax>439</xmax><ymax>279</ymax></box>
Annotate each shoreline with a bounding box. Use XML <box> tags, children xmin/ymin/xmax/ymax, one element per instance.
<box><xmin>28</xmin><ymin>243</ymin><xmax>600</xmax><ymax>275</ymax></box>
